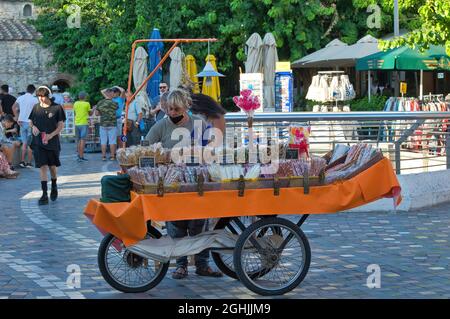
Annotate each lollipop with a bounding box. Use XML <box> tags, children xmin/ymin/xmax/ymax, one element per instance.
<box><xmin>233</xmin><ymin>89</ymin><xmax>261</xmax><ymax>128</ymax></box>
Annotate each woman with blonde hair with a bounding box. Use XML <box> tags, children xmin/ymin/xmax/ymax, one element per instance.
<box><xmin>145</xmin><ymin>88</ymin><xmax>222</xmax><ymax>279</ymax></box>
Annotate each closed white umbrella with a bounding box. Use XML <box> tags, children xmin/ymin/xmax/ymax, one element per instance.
<box><xmin>169</xmin><ymin>47</ymin><xmax>183</xmax><ymax>90</ymax></box>
<box><xmin>262</xmin><ymin>33</ymin><xmax>278</xmax><ymax>110</ymax></box>
<box><xmin>133</xmin><ymin>46</ymin><xmax>151</xmax><ymax>115</ymax></box>
<box><xmin>245</xmin><ymin>33</ymin><xmax>263</xmax><ymax>73</ymax></box>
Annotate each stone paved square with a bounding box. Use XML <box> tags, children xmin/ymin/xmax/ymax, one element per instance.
<box><xmin>0</xmin><ymin>143</ymin><xmax>450</xmax><ymax>299</ymax></box>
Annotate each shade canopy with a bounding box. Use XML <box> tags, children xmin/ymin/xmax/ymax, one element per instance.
<box><xmin>293</xmin><ymin>35</ymin><xmax>382</xmax><ymax>68</ymax></box>
<box><xmin>132</xmin><ymin>46</ymin><xmax>152</xmax><ymax>114</ymax></box>
<box><xmin>245</xmin><ymin>33</ymin><xmax>263</xmax><ymax>73</ymax></box>
<box><xmin>185</xmin><ymin>55</ymin><xmax>200</xmax><ymax>93</ymax></box>
<box><xmin>325</xmin><ymin>35</ymin><xmax>380</xmax><ymax>66</ymax></box>
<box><xmin>146</xmin><ymin>28</ymin><xmax>164</xmax><ymax>99</ymax></box>
<box><xmin>169</xmin><ymin>47</ymin><xmax>184</xmax><ymax>89</ymax></box>
<box><xmin>262</xmin><ymin>32</ymin><xmax>278</xmax><ymax>109</ymax></box>
<box><xmin>356</xmin><ymin>45</ymin><xmax>450</xmax><ymax>71</ymax></box>
<box><xmin>292</xmin><ymin>39</ymin><xmax>347</xmax><ymax>68</ymax></box>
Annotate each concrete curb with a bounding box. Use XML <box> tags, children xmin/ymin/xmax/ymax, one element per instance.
<box><xmin>347</xmin><ymin>169</ymin><xmax>450</xmax><ymax>212</ymax></box>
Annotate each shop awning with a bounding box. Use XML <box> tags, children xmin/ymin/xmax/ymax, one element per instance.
<box><xmin>356</xmin><ymin>45</ymin><xmax>450</xmax><ymax>71</ymax></box>
<box><xmin>292</xmin><ymin>35</ymin><xmax>381</xmax><ymax>68</ymax></box>
<box><xmin>292</xmin><ymin>39</ymin><xmax>348</xmax><ymax>68</ymax></box>
<box><xmin>321</xmin><ymin>35</ymin><xmax>380</xmax><ymax>67</ymax></box>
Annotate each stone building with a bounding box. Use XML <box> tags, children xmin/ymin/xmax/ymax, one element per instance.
<box><xmin>0</xmin><ymin>0</ymin><xmax>74</xmax><ymax>94</ymax></box>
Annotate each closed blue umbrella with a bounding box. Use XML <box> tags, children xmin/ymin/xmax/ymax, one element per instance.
<box><xmin>146</xmin><ymin>28</ymin><xmax>164</xmax><ymax>99</ymax></box>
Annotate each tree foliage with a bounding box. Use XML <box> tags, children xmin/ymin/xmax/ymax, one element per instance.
<box><xmin>31</xmin><ymin>0</ymin><xmax>425</xmax><ymax>105</ymax></box>
<box><xmin>380</xmin><ymin>0</ymin><xmax>450</xmax><ymax>55</ymax></box>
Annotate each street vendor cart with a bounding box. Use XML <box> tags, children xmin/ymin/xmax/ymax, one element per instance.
<box><xmin>83</xmin><ymin>37</ymin><xmax>401</xmax><ymax>296</ymax></box>
<box><xmin>84</xmin><ymin>156</ymin><xmax>401</xmax><ymax>296</ymax></box>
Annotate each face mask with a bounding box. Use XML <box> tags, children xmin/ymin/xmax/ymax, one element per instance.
<box><xmin>170</xmin><ymin>114</ymin><xmax>184</xmax><ymax>124</ymax></box>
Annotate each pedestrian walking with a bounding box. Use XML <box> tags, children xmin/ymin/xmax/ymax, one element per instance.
<box><xmin>73</xmin><ymin>91</ymin><xmax>92</xmax><ymax>161</ymax></box>
<box><xmin>29</xmin><ymin>86</ymin><xmax>66</xmax><ymax>205</ymax></box>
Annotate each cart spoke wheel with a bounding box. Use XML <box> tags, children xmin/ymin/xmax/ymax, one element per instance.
<box><xmin>212</xmin><ymin>216</ymin><xmax>274</xmax><ymax>280</ymax></box>
<box><xmin>98</xmin><ymin>228</ymin><xmax>169</xmax><ymax>293</ymax></box>
<box><xmin>233</xmin><ymin>217</ymin><xmax>311</xmax><ymax>296</ymax></box>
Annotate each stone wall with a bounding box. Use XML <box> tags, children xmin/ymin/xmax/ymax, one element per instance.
<box><xmin>0</xmin><ymin>1</ymin><xmax>36</xmax><ymax>19</ymax></box>
<box><xmin>0</xmin><ymin>40</ymin><xmax>58</xmax><ymax>93</ymax></box>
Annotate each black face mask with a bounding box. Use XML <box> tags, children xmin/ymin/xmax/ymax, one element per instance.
<box><xmin>170</xmin><ymin>114</ymin><xmax>184</xmax><ymax>124</ymax></box>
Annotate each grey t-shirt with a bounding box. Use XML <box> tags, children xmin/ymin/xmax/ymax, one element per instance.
<box><xmin>145</xmin><ymin>114</ymin><xmax>207</xmax><ymax>149</ymax></box>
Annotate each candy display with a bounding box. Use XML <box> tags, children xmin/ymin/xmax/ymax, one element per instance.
<box><xmin>325</xmin><ymin>144</ymin><xmax>382</xmax><ymax>184</ymax></box>
<box><xmin>117</xmin><ymin>143</ymin><xmax>167</xmax><ymax>166</ymax></box>
<box><xmin>123</xmin><ymin>142</ymin><xmax>384</xmax><ymax>193</ymax></box>
<box><xmin>208</xmin><ymin>164</ymin><xmax>245</xmax><ymax>182</ymax></box>
<box><xmin>288</xmin><ymin>125</ymin><xmax>311</xmax><ymax>158</ymax></box>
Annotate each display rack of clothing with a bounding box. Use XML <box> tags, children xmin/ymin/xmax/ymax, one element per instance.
<box><xmin>383</xmin><ymin>96</ymin><xmax>449</xmax><ymax>112</ymax></box>
<box><xmin>382</xmin><ymin>96</ymin><xmax>449</xmax><ymax>154</ymax></box>
<box><xmin>85</xmin><ymin>115</ymin><xmax>101</xmax><ymax>153</ymax></box>
<box><xmin>306</xmin><ymin>71</ymin><xmax>356</xmax><ymax>103</ymax></box>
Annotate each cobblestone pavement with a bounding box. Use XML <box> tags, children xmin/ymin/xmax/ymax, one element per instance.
<box><xmin>1</xmin><ymin>142</ymin><xmax>450</xmax><ymax>299</ymax></box>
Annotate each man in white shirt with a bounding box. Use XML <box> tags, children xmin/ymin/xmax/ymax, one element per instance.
<box><xmin>13</xmin><ymin>84</ymin><xmax>38</xmax><ymax>168</ymax></box>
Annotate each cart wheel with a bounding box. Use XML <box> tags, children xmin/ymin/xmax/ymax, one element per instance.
<box><xmin>233</xmin><ymin>217</ymin><xmax>311</xmax><ymax>296</ymax></box>
<box><xmin>211</xmin><ymin>216</ymin><xmax>276</xmax><ymax>280</ymax></box>
<box><xmin>98</xmin><ymin>226</ymin><xmax>169</xmax><ymax>293</ymax></box>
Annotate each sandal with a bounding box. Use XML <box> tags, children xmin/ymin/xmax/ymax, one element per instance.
<box><xmin>109</xmin><ymin>157</ymin><xmax>116</xmax><ymax>161</ymax></box>
<box><xmin>195</xmin><ymin>266</ymin><xmax>223</xmax><ymax>277</ymax></box>
<box><xmin>172</xmin><ymin>266</ymin><xmax>188</xmax><ymax>280</ymax></box>
<box><xmin>5</xmin><ymin>171</ymin><xmax>19</xmax><ymax>179</ymax></box>
<box><xmin>102</xmin><ymin>156</ymin><xmax>107</xmax><ymax>161</ymax></box>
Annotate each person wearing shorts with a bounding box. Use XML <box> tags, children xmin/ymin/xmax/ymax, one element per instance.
<box><xmin>14</xmin><ymin>84</ymin><xmax>37</xmax><ymax>168</ymax></box>
<box><xmin>73</xmin><ymin>92</ymin><xmax>92</xmax><ymax>162</ymax></box>
<box><xmin>95</xmin><ymin>91</ymin><xmax>118</xmax><ymax>161</ymax></box>
<box><xmin>29</xmin><ymin>86</ymin><xmax>66</xmax><ymax>206</ymax></box>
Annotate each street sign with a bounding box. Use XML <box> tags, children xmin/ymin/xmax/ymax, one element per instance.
<box><xmin>400</xmin><ymin>82</ymin><xmax>407</xmax><ymax>95</ymax></box>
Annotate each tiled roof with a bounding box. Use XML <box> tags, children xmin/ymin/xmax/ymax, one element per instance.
<box><xmin>0</xmin><ymin>19</ymin><xmax>39</xmax><ymax>40</ymax></box>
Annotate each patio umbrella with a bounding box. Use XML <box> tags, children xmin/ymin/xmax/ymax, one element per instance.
<box><xmin>356</xmin><ymin>45</ymin><xmax>450</xmax><ymax>71</ymax></box>
<box><xmin>201</xmin><ymin>54</ymin><xmax>221</xmax><ymax>102</ymax></box>
<box><xmin>185</xmin><ymin>55</ymin><xmax>200</xmax><ymax>93</ymax></box>
<box><xmin>146</xmin><ymin>28</ymin><xmax>164</xmax><ymax>99</ymax></box>
<box><xmin>316</xmin><ymin>35</ymin><xmax>380</xmax><ymax>67</ymax></box>
<box><xmin>356</xmin><ymin>45</ymin><xmax>450</xmax><ymax>99</ymax></box>
<box><xmin>133</xmin><ymin>46</ymin><xmax>151</xmax><ymax>114</ymax></box>
<box><xmin>262</xmin><ymin>33</ymin><xmax>278</xmax><ymax>110</ymax></box>
<box><xmin>245</xmin><ymin>33</ymin><xmax>263</xmax><ymax>73</ymax></box>
<box><xmin>291</xmin><ymin>39</ymin><xmax>348</xmax><ymax>68</ymax></box>
<box><xmin>169</xmin><ymin>47</ymin><xmax>184</xmax><ymax>90</ymax></box>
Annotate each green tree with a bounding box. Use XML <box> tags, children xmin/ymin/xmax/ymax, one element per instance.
<box><xmin>380</xmin><ymin>0</ymin><xmax>450</xmax><ymax>54</ymax></box>
<box><xmin>30</xmin><ymin>0</ymin><xmax>425</xmax><ymax>106</ymax></box>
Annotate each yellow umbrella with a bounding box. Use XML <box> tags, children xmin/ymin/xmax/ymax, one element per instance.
<box><xmin>185</xmin><ymin>55</ymin><xmax>200</xmax><ymax>93</ymax></box>
<box><xmin>201</xmin><ymin>54</ymin><xmax>221</xmax><ymax>102</ymax></box>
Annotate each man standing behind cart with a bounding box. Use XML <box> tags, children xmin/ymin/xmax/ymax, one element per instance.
<box><xmin>145</xmin><ymin>88</ymin><xmax>223</xmax><ymax>279</ymax></box>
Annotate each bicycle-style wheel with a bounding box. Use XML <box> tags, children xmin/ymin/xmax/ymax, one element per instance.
<box><xmin>98</xmin><ymin>226</ymin><xmax>169</xmax><ymax>293</ymax></box>
<box><xmin>233</xmin><ymin>217</ymin><xmax>311</xmax><ymax>296</ymax></box>
<box><xmin>211</xmin><ymin>216</ymin><xmax>276</xmax><ymax>280</ymax></box>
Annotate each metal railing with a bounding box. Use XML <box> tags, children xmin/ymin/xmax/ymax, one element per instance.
<box><xmin>224</xmin><ymin>112</ymin><xmax>450</xmax><ymax>175</ymax></box>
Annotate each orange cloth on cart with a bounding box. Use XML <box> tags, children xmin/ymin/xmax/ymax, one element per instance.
<box><xmin>84</xmin><ymin>158</ymin><xmax>401</xmax><ymax>246</ymax></box>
